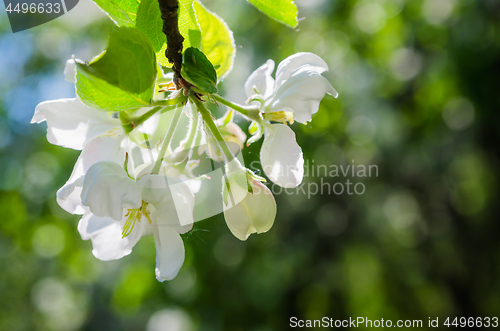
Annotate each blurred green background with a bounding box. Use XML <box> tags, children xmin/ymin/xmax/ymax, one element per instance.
<box><xmin>1</xmin><ymin>0</ymin><xmax>500</xmax><ymax>330</ymax></box>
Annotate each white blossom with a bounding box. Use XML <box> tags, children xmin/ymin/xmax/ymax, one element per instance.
<box><xmin>32</xmin><ymin>97</ymin><xmax>160</xmax><ymax>215</ymax></box>
<box><xmin>222</xmin><ymin>160</ymin><xmax>276</xmax><ymax>241</ymax></box>
<box><xmin>31</xmin><ymin>98</ymin><xmax>121</xmax><ymax>151</ymax></box>
<box><xmin>79</xmin><ymin>161</ymin><xmax>194</xmax><ymax>281</ymax></box>
<box><xmin>244</xmin><ymin>52</ymin><xmax>338</xmax><ymax>188</ymax></box>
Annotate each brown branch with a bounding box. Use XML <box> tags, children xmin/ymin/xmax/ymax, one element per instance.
<box><xmin>158</xmin><ymin>0</ymin><xmax>185</xmax><ymax>89</ymax></box>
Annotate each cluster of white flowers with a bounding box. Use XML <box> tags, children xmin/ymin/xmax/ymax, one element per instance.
<box><xmin>32</xmin><ymin>52</ymin><xmax>337</xmax><ymax>281</ymax></box>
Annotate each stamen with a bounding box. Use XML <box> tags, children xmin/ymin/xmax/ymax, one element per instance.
<box><xmin>141</xmin><ymin>201</ymin><xmax>153</xmax><ymax>224</ymax></box>
<box><xmin>143</xmin><ymin>208</ymin><xmax>153</xmax><ymax>224</ymax></box>
<box><xmin>264</xmin><ymin>111</ymin><xmax>294</xmax><ymax>125</ymax></box>
<box><xmin>122</xmin><ymin>209</ymin><xmax>140</xmax><ymax>238</ymax></box>
<box><xmin>122</xmin><ymin>201</ymin><xmax>153</xmax><ymax>238</ymax></box>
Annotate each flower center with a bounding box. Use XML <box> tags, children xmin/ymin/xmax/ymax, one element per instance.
<box><xmin>122</xmin><ymin>201</ymin><xmax>152</xmax><ymax>238</ymax></box>
<box><xmin>264</xmin><ymin>111</ymin><xmax>294</xmax><ymax>125</ymax></box>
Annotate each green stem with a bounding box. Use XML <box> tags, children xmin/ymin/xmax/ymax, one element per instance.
<box><xmin>212</xmin><ymin>94</ymin><xmax>260</xmax><ymax>119</ymax></box>
<box><xmin>122</xmin><ymin>106</ymin><xmax>164</xmax><ymax>134</ymax></box>
<box><xmin>151</xmin><ymin>105</ymin><xmax>183</xmax><ymax>174</ymax></box>
<box><xmin>182</xmin><ymin>106</ymin><xmax>199</xmax><ymax>149</ymax></box>
<box><xmin>139</xmin><ymin>94</ymin><xmax>186</xmax><ymax>122</ymax></box>
<box><xmin>159</xmin><ymin>105</ymin><xmax>177</xmax><ymax>114</ymax></box>
<box><xmin>193</xmin><ymin>109</ymin><xmax>203</xmax><ymax>148</ymax></box>
<box><xmin>135</xmin><ymin>106</ymin><xmax>163</xmax><ymax>125</ymax></box>
<box><xmin>121</xmin><ymin>94</ymin><xmax>185</xmax><ymax>134</ymax></box>
<box><xmin>153</xmin><ymin>94</ymin><xmax>186</xmax><ymax>106</ymax></box>
<box><xmin>190</xmin><ymin>96</ymin><xmax>234</xmax><ymax>162</ymax></box>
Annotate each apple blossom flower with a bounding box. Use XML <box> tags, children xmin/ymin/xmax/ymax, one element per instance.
<box><xmin>57</xmin><ymin>135</ymin><xmax>128</xmax><ymax>215</ymax></box>
<box><xmin>222</xmin><ymin>159</ymin><xmax>276</xmax><ymax>241</ymax></box>
<box><xmin>79</xmin><ymin>161</ymin><xmax>194</xmax><ymax>281</ymax></box>
<box><xmin>32</xmin><ymin>96</ymin><xmax>162</xmax><ymax>215</ymax></box>
<box><xmin>244</xmin><ymin>52</ymin><xmax>338</xmax><ymax>188</ymax></box>
<box><xmin>31</xmin><ymin>98</ymin><xmax>122</xmax><ymax>151</ymax></box>
<box><xmin>31</xmin><ymin>97</ymin><xmax>128</xmax><ymax>214</ymax></box>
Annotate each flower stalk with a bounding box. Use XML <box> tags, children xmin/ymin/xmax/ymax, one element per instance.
<box><xmin>190</xmin><ymin>96</ymin><xmax>234</xmax><ymax>162</ymax></box>
<box><xmin>212</xmin><ymin>94</ymin><xmax>261</xmax><ymax>122</ymax></box>
<box><xmin>120</xmin><ymin>94</ymin><xmax>186</xmax><ymax>134</ymax></box>
<box><xmin>182</xmin><ymin>105</ymin><xmax>200</xmax><ymax>150</ymax></box>
<box><xmin>151</xmin><ymin>105</ymin><xmax>183</xmax><ymax>174</ymax></box>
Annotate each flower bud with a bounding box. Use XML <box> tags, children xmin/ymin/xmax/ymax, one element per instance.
<box><xmin>222</xmin><ymin>160</ymin><xmax>277</xmax><ymax>241</ymax></box>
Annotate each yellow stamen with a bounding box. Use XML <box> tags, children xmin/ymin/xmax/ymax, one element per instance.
<box><xmin>264</xmin><ymin>111</ymin><xmax>294</xmax><ymax>125</ymax></box>
<box><xmin>122</xmin><ymin>209</ymin><xmax>140</xmax><ymax>238</ymax></box>
<box><xmin>143</xmin><ymin>208</ymin><xmax>153</xmax><ymax>224</ymax></box>
<box><xmin>122</xmin><ymin>201</ymin><xmax>152</xmax><ymax>238</ymax></box>
<box><xmin>141</xmin><ymin>201</ymin><xmax>153</xmax><ymax>224</ymax></box>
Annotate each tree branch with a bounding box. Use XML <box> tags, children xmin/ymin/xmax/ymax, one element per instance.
<box><xmin>158</xmin><ymin>0</ymin><xmax>185</xmax><ymax>89</ymax></box>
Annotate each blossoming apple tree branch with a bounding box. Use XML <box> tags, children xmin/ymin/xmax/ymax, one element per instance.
<box><xmin>31</xmin><ymin>0</ymin><xmax>338</xmax><ymax>282</ymax></box>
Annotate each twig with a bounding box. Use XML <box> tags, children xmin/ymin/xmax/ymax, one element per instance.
<box><xmin>158</xmin><ymin>0</ymin><xmax>190</xmax><ymax>90</ymax></box>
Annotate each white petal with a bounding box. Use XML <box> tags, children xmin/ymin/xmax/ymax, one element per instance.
<box><xmin>128</xmin><ymin>142</ymin><xmax>158</xmax><ymax>178</ymax></box>
<box><xmin>223</xmin><ymin>162</ymin><xmax>249</xmax><ymax>208</ymax></box>
<box><xmin>224</xmin><ymin>122</ymin><xmax>247</xmax><ymax>149</ymax></box>
<box><xmin>223</xmin><ymin>176</ymin><xmax>277</xmax><ymax>241</ymax></box>
<box><xmin>142</xmin><ymin>223</ymin><xmax>157</xmax><ymax>237</ymax></box>
<box><xmin>57</xmin><ymin>136</ymin><xmax>126</xmax><ymax>214</ymax></box>
<box><xmin>160</xmin><ymin>162</ymin><xmax>203</xmax><ymax>195</ymax></box>
<box><xmin>64</xmin><ymin>58</ymin><xmax>76</xmax><ymax>83</ymax></box>
<box><xmin>274</xmin><ymin>52</ymin><xmax>329</xmax><ymax>90</ymax></box>
<box><xmin>260</xmin><ymin>124</ymin><xmax>304</xmax><ymax>188</ymax></box>
<box><xmin>198</xmin><ymin>130</ymin><xmax>226</xmax><ymax>163</ymax></box>
<box><xmin>81</xmin><ymin>162</ymin><xmax>142</xmax><ymax>221</ymax></box>
<box><xmin>138</xmin><ymin>175</ymin><xmax>194</xmax><ymax>232</ymax></box>
<box><xmin>244</xmin><ymin>59</ymin><xmax>275</xmax><ymax>99</ymax></box>
<box><xmin>57</xmin><ymin>177</ymin><xmax>85</xmax><ymax>215</ymax></box>
<box><xmin>268</xmin><ymin>69</ymin><xmax>337</xmax><ymax>123</ymax></box>
<box><xmin>78</xmin><ymin>212</ymin><xmax>143</xmax><ymax>261</ymax></box>
<box><xmin>154</xmin><ymin>227</ymin><xmax>185</xmax><ymax>281</ymax></box>
<box><xmin>31</xmin><ymin>98</ymin><xmax>121</xmax><ymax>150</ymax></box>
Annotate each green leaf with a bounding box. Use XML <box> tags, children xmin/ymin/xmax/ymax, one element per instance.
<box><xmin>136</xmin><ymin>0</ymin><xmax>202</xmax><ymax>67</ymax></box>
<box><xmin>247</xmin><ymin>0</ymin><xmax>298</xmax><ymax>28</ymax></box>
<box><xmin>91</xmin><ymin>0</ymin><xmax>139</xmax><ymax>27</ymax></box>
<box><xmin>193</xmin><ymin>0</ymin><xmax>236</xmax><ymax>80</ymax></box>
<box><xmin>79</xmin><ymin>27</ymin><xmax>156</xmax><ymax>95</ymax></box>
<box><xmin>76</xmin><ymin>66</ymin><xmax>152</xmax><ymax>112</ymax></box>
<box><xmin>75</xmin><ymin>27</ymin><xmax>156</xmax><ymax>111</ymax></box>
<box><xmin>178</xmin><ymin>0</ymin><xmax>202</xmax><ymax>50</ymax></box>
<box><xmin>136</xmin><ymin>0</ymin><xmax>165</xmax><ymax>53</ymax></box>
<box><xmin>181</xmin><ymin>47</ymin><xmax>217</xmax><ymax>94</ymax></box>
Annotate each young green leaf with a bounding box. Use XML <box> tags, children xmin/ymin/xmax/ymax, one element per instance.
<box><xmin>91</xmin><ymin>0</ymin><xmax>139</xmax><ymax>27</ymax></box>
<box><xmin>76</xmin><ymin>65</ymin><xmax>152</xmax><ymax>111</ymax></box>
<box><xmin>179</xmin><ymin>0</ymin><xmax>202</xmax><ymax>50</ymax></box>
<box><xmin>194</xmin><ymin>0</ymin><xmax>236</xmax><ymax>80</ymax></box>
<box><xmin>78</xmin><ymin>27</ymin><xmax>156</xmax><ymax>95</ymax></box>
<box><xmin>181</xmin><ymin>47</ymin><xmax>217</xmax><ymax>94</ymax></box>
<box><xmin>75</xmin><ymin>27</ymin><xmax>156</xmax><ymax>111</ymax></box>
<box><xmin>136</xmin><ymin>0</ymin><xmax>202</xmax><ymax>67</ymax></box>
<box><xmin>136</xmin><ymin>0</ymin><xmax>165</xmax><ymax>53</ymax></box>
<box><xmin>247</xmin><ymin>0</ymin><xmax>298</xmax><ymax>28</ymax></box>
